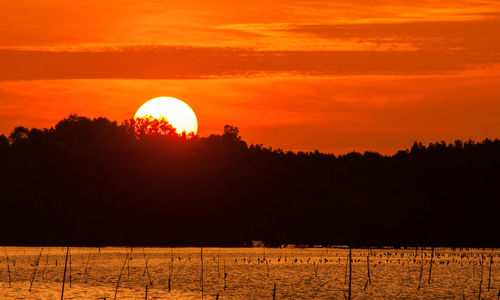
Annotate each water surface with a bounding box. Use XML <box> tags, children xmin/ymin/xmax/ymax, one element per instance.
<box><xmin>0</xmin><ymin>247</ymin><xmax>498</xmax><ymax>299</ymax></box>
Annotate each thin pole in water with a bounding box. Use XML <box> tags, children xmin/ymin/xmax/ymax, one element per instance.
<box><xmin>428</xmin><ymin>247</ymin><xmax>434</xmax><ymax>284</ymax></box>
<box><xmin>142</xmin><ymin>248</ymin><xmax>153</xmax><ymax>286</ymax></box>
<box><xmin>417</xmin><ymin>248</ymin><xmax>424</xmax><ymax>291</ymax></box>
<box><xmin>127</xmin><ymin>249</ymin><xmax>130</xmax><ymax>280</ymax></box>
<box><xmin>4</xmin><ymin>247</ymin><xmax>12</xmax><ymax>288</ymax></box>
<box><xmin>367</xmin><ymin>253</ymin><xmax>371</xmax><ymax>285</ymax></box>
<box><xmin>223</xmin><ymin>259</ymin><xmax>227</xmax><ymax>291</ymax></box>
<box><xmin>344</xmin><ymin>251</ymin><xmax>349</xmax><ymax>285</ymax></box>
<box><xmin>29</xmin><ymin>248</ymin><xmax>44</xmax><ymax>292</ymax></box>
<box><xmin>60</xmin><ymin>247</ymin><xmax>69</xmax><ymax>300</ymax></box>
<box><xmin>201</xmin><ymin>247</ymin><xmax>204</xmax><ymax>299</ymax></box>
<box><xmin>113</xmin><ymin>252</ymin><xmax>129</xmax><ymax>300</ymax></box>
<box><xmin>488</xmin><ymin>255</ymin><xmax>493</xmax><ymax>291</ymax></box>
<box><xmin>41</xmin><ymin>248</ymin><xmax>50</xmax><ymax>280</ymax></box>
<box><xmin>478</xmin><ymin>254</ymin><xmax>484</xmax><ymax>300</ymax></box>
<box><xmin>169</xmin><ymin>247</ymin><xmax>173</xmax><ymax>292</ymax></box>
<box><xmin>407</xmin><ymin>253</ymin><xmax>412</xmax><ymax>283</ymax></box>
<box><xmin>83</xmin><ymin>253</ymin><xmax>91</xmax><ymax>282</ymax></box>
<box><xmin>364</xmin><ymin>251</ymin><xmax>371</xmax><ymax>290</ymax></box>
<box><xmin>217</xmin><ymin>249</ymin><xmax>220</xmax><ymax>279</ymax></box>
<box><xmin>69</xmin><ymin>248</ymin><xmax>72</xmax><ymax>288</ymax></box>
<box><xmin>348</xmin><ymin>247</ymin><xmax>352</xmax><ymax>300</ymax></box>
<box><xmin>272</xmin><ymin>282</ymin><xmax>276</xmax><ymax>300</ymax></box>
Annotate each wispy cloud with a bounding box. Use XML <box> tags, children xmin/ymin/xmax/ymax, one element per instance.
<box><xmin>284</xmin><ymin>18</ymin><xmax>500</xmax><ymax>52</ymax></box>
<box><xmin>1</xmin><ymin>45</ymin><xmax>499</xmax><ymax>81</ymax></box>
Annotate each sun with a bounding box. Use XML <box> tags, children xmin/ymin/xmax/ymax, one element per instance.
<box><xmin>134</xmin><ymin>97</ymin><xmax>198</xmax><ymax>135</ymax></box>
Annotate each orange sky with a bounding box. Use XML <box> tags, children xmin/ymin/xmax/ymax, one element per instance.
<box><xmin>1</xmin><ymin>0</ymin><xmax>499</xmax><ymax>154</ymax></box>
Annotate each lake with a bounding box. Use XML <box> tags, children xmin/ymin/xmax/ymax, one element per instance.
<box><xmin>0</xmin><ymin>247</ymin><xmax>498</xmax><ymax>299</ymax></box>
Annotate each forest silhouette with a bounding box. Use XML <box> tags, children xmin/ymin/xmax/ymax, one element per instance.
<box><xmin>0</xmin><ymin>115</ymin><xmax>498</xmax><ymax>247</ymax></box>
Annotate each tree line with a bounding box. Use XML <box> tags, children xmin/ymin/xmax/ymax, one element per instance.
<box><xmin>0</xmin><ymin>114</ymin><xmax>498</xmax><ymax>247</ymax></box>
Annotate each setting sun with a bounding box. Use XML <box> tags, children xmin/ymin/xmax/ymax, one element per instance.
<box><xmin>134</xmin><ymin>97</ymin><xmax>198</xmax><ymax>135</ymax></box>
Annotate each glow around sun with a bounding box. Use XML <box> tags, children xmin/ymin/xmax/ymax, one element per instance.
<box><xmin>134</xmin><ymin>97</ymin><xmax>198</xmax><ymax>134</ymax></box>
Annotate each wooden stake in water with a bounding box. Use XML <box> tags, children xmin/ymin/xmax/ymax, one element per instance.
<box><xmin>488</xmin><ymin>255</ymin><xmax>493</xmax><ymax>291</ymax></box>
<box><xmin>344</xmin><ymin>252</ymin><xmax>349</xmax><ymax>285</ymax></box>
<box><xmin>83</xmin><ymin>253</ymin><xmax>91</xmax><ymax>282</ymax></box>
<box><xmin>168</xmin><ymin>248</ymin><xmax>173</xmax><ymax>292</ymax></box>
<box><xmin>142</xmin><ymin>249</ymin><xmax>153</xmax><ymax>286</ymax></box>
<box><xmin>127</xmin><ymin>249</ymin><xmax>130</xmax><ymax>280</ymax></box>
<box><xmin>41</xmin><ymin>248</ymin><xmax>50</xmax><ymax>280</ymax></box>
<box><xmin>217</xmin><ymin>249</ymin><xmax>220</xmax><ymax>279</ymax></box>
<box><xmin>60</xmin><ymin>247</ymin><xmax>70</xmax><ymax>300</ymax></box>
<box><xmin>201</xmin><ymin>247</ymin><xmax>204</xmax><ymax>299</ymax></box>
<box><xmin>348</xmin><ymin>247</ymin><xmax>352</xmax><ymax>300</ymax></box>
<box><xmin>113</xmin><ymin>252</ymin><xmax>129</xmax><ymax>300</ymax></box>
<box><xmin>4</xmin><ymin>247</ymin><xmax>12</xmax><ymax>288</ymax></box>
<box><xmin>29</xmin><ymin>248</ymin><xmax>44</xmax><ymax>292</ymax></box>
<box><xmin>145</xmin><ymin>283</ymin><xmax>148</xmax><ymax>300</ymax></box>
<box><xmin>428</xmin><ymin>247</ymin><xmax>434</xmax><ymax>284</ymax></box>
<box><xmin>273</xmin><ymin>282</ymin><xmax>277</xmax><ymax>300</ymax></box>
<box><xmin>478</xmin><ymin>255</ymin><xmax>484</xmax><ymax>300</ymax></box>
<box><xmin>367</xmin><ymin>253</ymin><xmax>371</xmax><ymax>285</ymax></box>
<box><xmin>364</xmin><ymin>253</ymin><xmax>371</xmax><ymax>290</ymax></box>
<box><xmin>69</xmin><ymin>248</ymin><xmax>72</xmax><ymax>288</ymax></box>
<box><xmin>223</xmin><ymin>259</ymin><xmax>227</xmax><ymax>291</ymax></box>
<box><xmin>417</xmin><ymin>248</ymin><xmax>424</xmax><ymax>291</ymax></box>
<box><xmin>407</xmin><ymin>254</ymin><xmax>412</xmax><ymax>283</ymax></box>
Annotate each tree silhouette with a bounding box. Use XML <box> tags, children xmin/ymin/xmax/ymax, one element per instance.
<box><xmin>0</xmin><ymin>134</ymin><xmax>8</xmax><ymax>148</ymax></box>
<box><xmin>8</xmin><ymin>126</ymin><xmax>29</xmax><ymax>144</ymax></box>
<box><xmin>124</xmin><ymin>116</ymin><xmax>177</xmax><ymax>137</ymax></box>
<box><xmin>0</xmin><ymin>114</ymin><xmax>498</xmax><ymax>247</ymax></box>
<box><xmin>223</xmin><ymin>125</ymin><xmax>241</xmax><ymax>141</ymax></box>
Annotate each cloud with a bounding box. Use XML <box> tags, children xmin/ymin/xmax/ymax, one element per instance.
<box><xmin>284</xmin><ymin>18</ymin><xmax>500</xmax><ymax>52</ymax></box>
<box><xmin>1</xmin><ymin>45</ymin><xmax>498</xmax><ymax>81</ymax></box>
